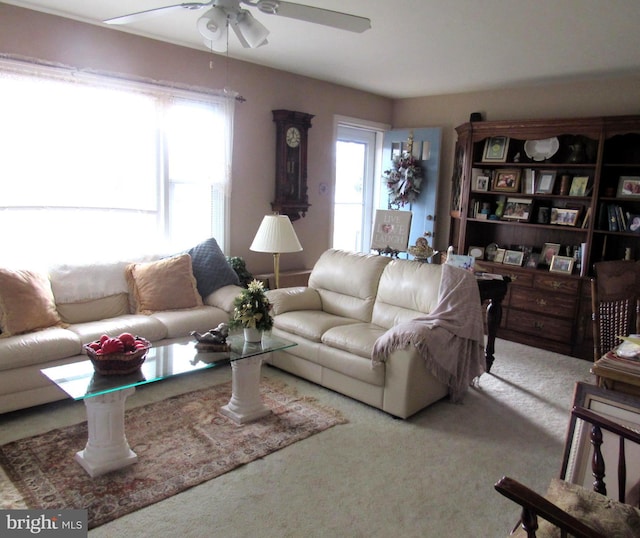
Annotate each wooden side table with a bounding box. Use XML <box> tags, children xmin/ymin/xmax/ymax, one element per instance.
<box><xmin>254</xmin><ymin>269</ymin><xmax>312</xmax><ymax>290</ymax></box>
<box><xmin>592</xmin><ymin>360</ymin><xmax>640</xmax><ymax>398</ymax></box>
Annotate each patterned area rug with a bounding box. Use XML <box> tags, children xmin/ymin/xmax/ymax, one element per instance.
<box><xmin>0</xmin><ymin>379</ymin><xmax>346</xmax><ymax>529</ymax></box>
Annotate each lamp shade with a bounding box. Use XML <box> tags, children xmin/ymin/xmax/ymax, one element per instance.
<box><xmin>232</xmin><ymin>10</ymin><xmax>269</xmax><ymax>48</ymax></box>
<box><xmin>250</xmin><ymin>215</ymin><xmax>302</xmax><ymax>254</ymax></box>
<box><xmin>197</xmin><ymin>7</ymin><xmax>228</xmax><ymax>42</ymax></box>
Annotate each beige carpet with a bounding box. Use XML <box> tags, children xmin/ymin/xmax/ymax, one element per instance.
<box><xmin>0</xmin><ymin>379</ymin><xmax>346</xmax><ymax>529</ymax></box>
<box><xmin>0</xmin><ymin>339</ymin><xmax>594</xmax><ymax>537</ymax></box>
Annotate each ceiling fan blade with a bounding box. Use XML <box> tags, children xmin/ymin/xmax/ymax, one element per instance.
<box><xmin>255</xmin><ymin>1</ymin><xmax>371</xmax><ymax>33</ymax></box>
<box><xmin>104</xmin><ymin>2</ymin><xmax>213</xmax><ymax>25</ymax></box>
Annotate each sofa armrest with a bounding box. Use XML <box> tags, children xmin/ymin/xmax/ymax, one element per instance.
<box><xmin>266</xmin><ymin>287</ymin><xmax>322</xmax><ymax>315</ymax></box>
<box><xmin>203</xmin><ymin>284</ymin><xmax>244</xmax><ymax>313</ymax></box>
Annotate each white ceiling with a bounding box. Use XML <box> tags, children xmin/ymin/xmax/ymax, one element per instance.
<box><xmin>4</xmin><ymin>0</ymin><xmax>640</xmax><ymax>99</ymax></box>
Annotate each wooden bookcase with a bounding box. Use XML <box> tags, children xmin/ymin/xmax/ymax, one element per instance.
<box><xmin>449</xmin><ymin>115</ymin><xmax>640</xmax><ymax>359</ymax></box>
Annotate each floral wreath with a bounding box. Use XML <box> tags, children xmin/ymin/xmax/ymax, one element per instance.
<box><xmin>382</xmin><ymin>151</ymin><xmax>423</xmax><ymax>207</ymax></box>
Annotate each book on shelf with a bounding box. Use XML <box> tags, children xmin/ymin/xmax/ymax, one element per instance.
<box><xmin>580</xmin><ymin>206</ymin><xmax>591</xmax><ymax>228</ymax></box>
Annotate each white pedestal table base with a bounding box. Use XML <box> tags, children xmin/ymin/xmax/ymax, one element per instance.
<box><xmin>75</xmin><ymin>387</ymin><xmax>138</xmax><ymax>477</ymax></box>
<box><xmin>221</xmin><ymin>356</ymin><xmax>271</xmax><ymax>424</ymax></box>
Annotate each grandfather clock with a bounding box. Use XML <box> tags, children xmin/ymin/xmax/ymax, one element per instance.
<box><xmin>272</xmin><ymin>109</ymin><xmax>314</xmax><ymax>220</ymax></box>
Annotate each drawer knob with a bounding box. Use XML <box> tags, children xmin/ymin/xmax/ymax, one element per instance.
<box><xmin>534</xmin><ymin>321</ymin><xmax>545</xmax><ymax>330</ymax></box>
<box><xmin>551</xmin><ymin>281</ymin><xmax>562</xmax><ymax>289</ymax></box>
<box><xmin>535</xmin><ymin>298</ymin><xmax>547</xmax><ymax>306</ymax></box>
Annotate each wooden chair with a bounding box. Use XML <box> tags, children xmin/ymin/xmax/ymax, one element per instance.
<box><xmin>495</xmin><ymin>405</ymin><xmax>640</xmax><ymax>537</ymax></box>
<box><xmin>591</xmin><ymin>259</ymin><xmax>640</xmax><ymax>362</ymax></box>
<box><xmin>590</xmin><ymin>260</ymin><xmax>640</xmax><ymax>395</ymax></box>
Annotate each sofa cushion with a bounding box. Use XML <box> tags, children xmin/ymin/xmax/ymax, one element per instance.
<box><xmin>317</xmin><ymin>344</ymin><xmax>385</xmax><ymax>386</ymax></box>
<box><xmin>151</xmin><ymin>306</ymin><xmax>231</xmax><ymax>339</ymax></box>
<box><xmin>126</xmin><ymin>254</ymin><xmax>203</xmax><ymax>314</ymax></box>
<box><xmin>187</xmin><ymin>237</ymin><xmax>239</xmax><ymax>297</ymax></box>
<box><xmin>321</xmin><ymin>322</ymin><xmax>386</xmax><ymax>359</ymax></box>
<box><xmin>372</xmin><ymin>260</ymin><xmax>442</xmax><ymax>329</ymax></box>
<box><xmin>308</xmin><ymin>250</ymin><xmax>391</xmax><ymax>322</ymax></box>
<box><xmin>66</xmin><ymin>315</ymin><xmax>168</xmax><ymax>344</ymax></box>
<box><xmin>0</xmin><ymin>327</ymin><xmax>82</xmax><ymax>370</ymax></box>
<box><xmin>56</xmin><ymin>293</ymin><xmax>130</xmax><ymax>324</ymax></box>
<box><xmin>273</xmin><ymin>311</ymin><xmax>360</xmax><ymax>343</ymax></box>
<box><xmin>0</xmin><ymin>268</ymin><xmax>63</xmax><ymax>338</ymax></box>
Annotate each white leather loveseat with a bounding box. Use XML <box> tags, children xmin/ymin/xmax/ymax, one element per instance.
<box><xmin>265</xmin><ymin>249</ymin><xmax>476</xmax><ymax>419</ymax></box>
<box><xmin>0</xmin><ymin>239</ymin><xmax>243</xmax><ymax>414</ymax></box>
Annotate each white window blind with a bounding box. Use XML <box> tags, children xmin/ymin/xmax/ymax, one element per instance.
<box><xmin>0</xmin><ymin>58</ymin><xmax>234</xmax><ymax>267</ymax></box>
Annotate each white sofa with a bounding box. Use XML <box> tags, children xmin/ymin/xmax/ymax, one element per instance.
<box><xmin>0</xmin><ymin>239</ymin><xmax>243</xmax><ymax>414</ymax></box>
<box><xmin>265</xmin><ymin>249</ymin><xmax>483</xmax><ymax>419</ymax></box>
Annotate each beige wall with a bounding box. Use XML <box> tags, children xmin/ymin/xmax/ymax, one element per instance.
<box><xmin>392</xmin><ymin>77</ymin><xmax>640</xmax><ymax>251</ymax></box>
<box><xmin>0</xmin><ymin>4</ymin><xmax>392</xmax><ymax>274</ymax></box>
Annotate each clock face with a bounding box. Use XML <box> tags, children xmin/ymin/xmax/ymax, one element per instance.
<box><xmin>286</xmin><ymin>126</ymin><xmax>301</xmax><ymax>148</ymax></box>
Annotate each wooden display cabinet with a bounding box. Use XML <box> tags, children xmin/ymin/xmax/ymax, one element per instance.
<box><xmin>450</xmin><ymin>115</ymin><xmax>640</xmax><ymax>359</ymax></box>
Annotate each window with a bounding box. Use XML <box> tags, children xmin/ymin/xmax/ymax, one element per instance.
<box><xmin>0</xmin><ymin>59</ymin><xmax>234</xmax><ymax>266</ymax></box>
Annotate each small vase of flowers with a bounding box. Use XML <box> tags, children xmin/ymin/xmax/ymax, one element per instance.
<box><xmin>229</xmin><ymin>279</ymin><xmax>274</xmax><ymax>342</ymax></box>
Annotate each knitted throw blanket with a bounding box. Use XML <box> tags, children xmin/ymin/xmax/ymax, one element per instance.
<box><xmin>371</xmin><ymin>264</ymin><xmax>485</xmax><ymax>402</ymax></box>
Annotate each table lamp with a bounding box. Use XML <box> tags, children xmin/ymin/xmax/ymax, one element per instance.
<box><xmin>250</xmin><ymin>214</ymin><xmax>302</xmax><ymax>288</ymax></box>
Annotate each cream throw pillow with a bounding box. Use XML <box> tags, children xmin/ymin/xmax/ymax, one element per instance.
<box><xmin>0</xmin><ymin>268</ymin><xmax>63</xmax><ymax>338</ymax></box>
<box><xmin>126</xmin><ymin>254</ymin><xmax>203</xmax><ymax>314</ymax></box>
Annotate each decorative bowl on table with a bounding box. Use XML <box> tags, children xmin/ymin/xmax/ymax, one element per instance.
<box><xmin>84</xmin><ymin>334</ymin><xmax>151</xmax><ymax>375</ymax></box>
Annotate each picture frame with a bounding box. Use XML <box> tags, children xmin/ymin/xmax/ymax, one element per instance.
<box><xmin>474</xmin><ymin>175</ymin><xmax>489</xmax><ymax>192</ymax></box>
<box><xmin>549</xmin><ymin>254</ymin><xmax>575</xmax><ymax>274</ymax></box>
<box><xmin>551</xmin><ymin>207</ymin><xmax>580</xmax><ymax>226</ymax></box>
<box><xmin>541</xmin><ymin>242</ymin><xmax>561</xmax><ymax>266</ymax></box>
<box><xmin>561</xmin><ymin>382</ymin><xmax>640</xmax><ymax>507</ymax></box>
<box><xmin>569</xmin><ymin>176</ymin><xmax>589</xmax><ymax>196</ymax></box>
<box><xmin>503</xmin><ymin>249</ymin><xmax>524</xmax><ymax>266</ymax></box>
<box><xmin>494</xmin><ymin>248</ymin><xmax>506</xmax><ymax>264</ymax></box>
<box><xmin>482</xmin><ymin>136</ymin><xmax>510</xmax><ymax>163</ymax></box>
<box><xmin>468</xmin><ymin>246</ymin><xmax>485</xmax><ymax>259</ymax></box>
<box><xmin>617</xmin><ymin>176</ymin><xmax>640</xmax><ymax>198</ymax></box>
<box><xmin>501</xmin><ymin>197</ymin><xmax>532</xmax><ymax>222</ymax></box>
<box><xmin>525</xmin><ymin>252</ymin><xmax>540</xmax><ymax>268</ymax></box>
<box><xmin>492</xmin><ymin>169</ymin><xmax>521</xmax><ymax>192</ymax></box>
<box><xmin>535</xmin><ymin>170</ymin><xmax>557</xmax><ymax>194</ymax></box>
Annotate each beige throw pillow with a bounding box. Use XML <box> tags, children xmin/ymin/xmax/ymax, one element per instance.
<box><xmin>0</xmin><ymin>268</ymin><xmax>63</xmax><ymax>338</ymax></box>
<box><xmin>126</xmin><ymin>254</ymin><xmax>203</xmax><ymax>314</ymax></box>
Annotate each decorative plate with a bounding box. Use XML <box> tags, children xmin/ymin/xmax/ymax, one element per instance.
<box><xmin>524</xmin><ymin>137</ymin><xmax>559</xmax><ymax>161</ymax></box>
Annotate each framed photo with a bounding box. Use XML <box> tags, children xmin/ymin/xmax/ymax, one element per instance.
<box><xmin>468</xmin><ymin>246</ymin><xmax>485</xmax><ymax>259</ymax></box>
<box><xmin>549</xmin><ymin>255</ymin><xmax>574</xmax><ymax>274</ymax></box>
<box><xmin>569</xmin><ymin>176</ymin><xmax>589</xmax><ymax>196</ymax></box>
<box><xmin>525</xmin><ymin>252</ymin><xmax>540</xmax><ymax>268</ymax></box>
<box><xmin>482</xmin><ymin>136</ymin><xmax>510</xmax><ymax>163</ymax></box>
<box><xmin>541</xmin><ymin>242</ymin><xmax>561</xmax><ymax>266</ymax></box>
<box><xmin>617</xmin><ymin>176</ymin><xmax>640</xmax><ymax>198</ymax></box>
<box><xmin>474</xmin><ymin>175</ymin><xmax>489</xmax><ymax>191</ymax></box>
<box><xmin>503</xmin><ymin>249</ymin><xmax>524</xmax><ymax>266</ymax></box>
<box><xmin>494</xmin><ymin>248</ymin><xmax>506</xmax><ymax>264</ymax></box>
<box><xmin>551</xmin><ymin>207</ymin><xmax>580</xmax><ymax>226</ymax></box>
<box><xmin>492</xmin><ymin>169</ymin><xmax>521</xmax><ymax>192</ymax></box>
<box><xmin>502</xmin><ymin>197</ymin><xmax>532</xmax><ymax>222</ymax></box>
<box><xmin>562</xmin><ymin>382</ymin><xmax>640</xmax><ymax>507</ymax></box>
<box><xmin>535</xmin><ymin>170</ymin><xmax>557</xmax><ymax>194</ymax></box>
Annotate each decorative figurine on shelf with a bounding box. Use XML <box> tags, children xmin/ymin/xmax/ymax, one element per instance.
<box><xmin>191</xmin><ymin>322</ymin><xmax>230</xmax><ymax>352</ymax></box>
<box><xmin>408</xmin><ymin>236</ymin><xmax>436</xmax><ymax>262</ymax></box>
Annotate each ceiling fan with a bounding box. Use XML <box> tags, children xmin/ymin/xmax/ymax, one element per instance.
<box><xmin>104</xmin><ymin>0</ymin><xmax>371</xmax><ymax>52</ymax></box>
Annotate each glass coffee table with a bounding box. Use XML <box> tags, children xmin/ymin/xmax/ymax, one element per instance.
<box><xmin>41</xmin><ymin>334</ymin><xmax>295</xmax><ymax>477</ymax></box>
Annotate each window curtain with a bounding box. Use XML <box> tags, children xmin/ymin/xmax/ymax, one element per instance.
<box><xmin>0</xmin><ymin>56</ymin><xmax>235</xmax><ymax>268</ymax></box>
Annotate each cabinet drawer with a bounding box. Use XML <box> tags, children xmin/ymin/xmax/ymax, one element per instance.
<box><xmin>492</xmin><ymin>268</ymin><xmax>533</xmax><ymax>288</ymax></box>
<box><xmin>510</xmin><ymin>287</ymin><xmax>577</xmax><ymax>318</ymax></box>
<box><xmin>534</xmin><ymin>274</ymin><xmax>579</xmax><ymax>293</ymax></box>
<box><xmin>506</xmin><ymin>310</ymin><xmax>573</xmax><ymax>342</ymax></box>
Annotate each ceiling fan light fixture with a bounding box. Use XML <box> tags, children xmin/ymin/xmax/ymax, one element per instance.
<box><xmin>233</xmin><ymin>10</ymin><xmax>269</xmax><ymax>48</ymax></box>
<box><xmin>197</xmin><ymin>7</ymin><xmax>228</xmax><ymax>42</ymax></box>
<box><xmin>256</xmin><ymin>0</ymin><xmax>280</xmax><ymax>15</ymax></box>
